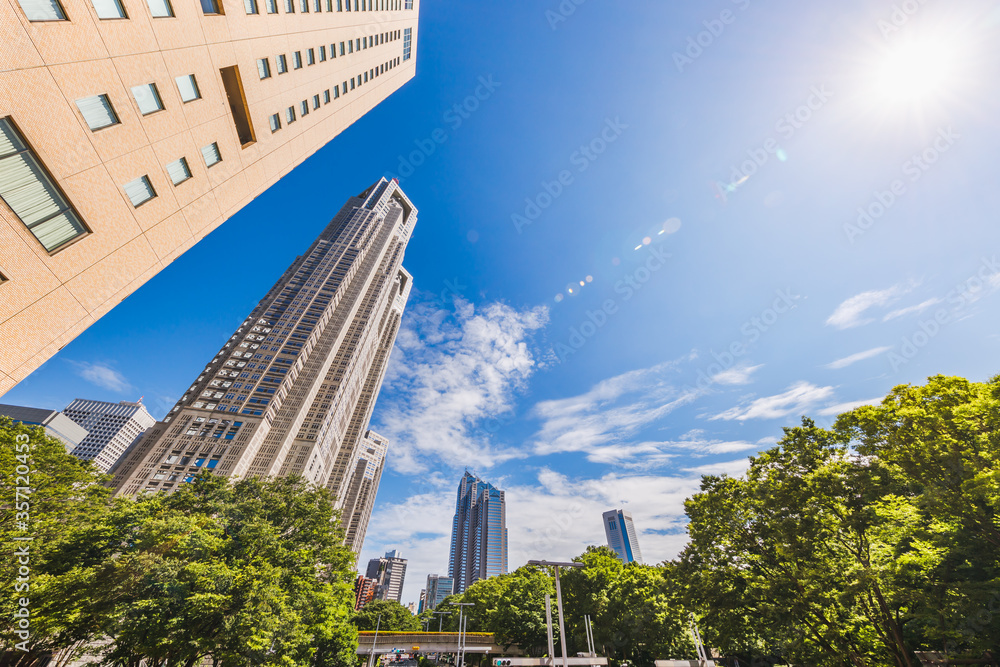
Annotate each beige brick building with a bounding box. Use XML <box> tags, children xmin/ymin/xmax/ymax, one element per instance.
<box><xmin>0</xmin><ymin>0</ymin><xmax>419</xmax><ymax>396</ymax></box>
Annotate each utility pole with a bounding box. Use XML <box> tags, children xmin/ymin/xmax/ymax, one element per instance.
<box><xmin>369</xmin><ymin>614</ymin><xmax>383</xmax><ymax>667</ymax></box>
<box><xmin>528</xmin><ymin>560</ymin><xmax>585</xmax><ymax>667</ymax></box>
<box><xmin>433</xmin><ymin>610</ymin><xmax>450</xmax><ymax>632</ymax></box>
<box><xmin>545</xmin><ymin>594</ymin><xmax>556</xmax><ymax>664</ymax></box>
<box><xmin>454</xmin><ymin>602</ymin><xmax>474</xmax><ymax>667</ymax></box>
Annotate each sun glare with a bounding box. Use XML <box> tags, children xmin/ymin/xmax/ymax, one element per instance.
<box><xmin>869</xmin><ymin>36</ymin><xmax>963</xmax><ymax>106</ymax></box>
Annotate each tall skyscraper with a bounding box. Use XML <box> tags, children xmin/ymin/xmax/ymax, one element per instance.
<box><xmin>603</xmin><ymin>509</ymin><xmax>642</xmax><ymax>564</ymax></box>
<box><xmin>448</xmin><ymin>471</ymin><xmax>507</xmax><ymax>594</ymax></box>
<box><xmin>423</xmin><ymin>573</ymin><xmax>454</xmax><ymax>612</ymax></box>
<box><xmin>0</xmin><ymin>0</ymin><xmax>420</xmax><ymax>397</ymax></box>
<box><xmin>63</xmin><ymin>398</ymin><xmax>157</xmax><ymax>472</ymax></box>
<box><xmin>111</xmin><ymin>178</ymin><xmax>415</xmax><ymax>555</ymax></box>
<box><xmin>365</xmin><ymin>549</ymin><xmax>406</xmax><ymax>602</ymax></box>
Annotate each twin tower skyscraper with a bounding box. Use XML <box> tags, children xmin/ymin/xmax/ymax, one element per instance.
<box><xmin>111</xmin><ymin>179</ymin><xmax>414</xmax><ymax>552</ymax></box>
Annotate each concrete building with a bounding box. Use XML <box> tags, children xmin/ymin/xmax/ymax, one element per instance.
<box><xmin>448</xmin><ymin>471</ymin><xmax>507</xmax><ymax>594</ymax></box>
<box><xmin>365</xmin><ymin>549</ymin><xmax>406</xmax><ymax>602</ymax></box>
<box><xmin>0</xmin><ymin>0</ymin><xmax>420</xmax><ymax>396</ymax></box>
<box><xmin>422</xmin><ymin>573</ymin><xmax>453</xmax><ymax>612</ymax></box>
<box><xmin>62</xmin><ymin>398</ymin><xmax>156</xmax><ymax>471</ymax></box>
<box><xmin>0</xmin><ymin>403</ymin><xmax>89</xmax><ymax>450</ymax></box>
<box><xmin>354</xmin><ymin>574</ymin><xmax>377</xmax><ymax>610</ymax></box>
<box><xmin>603</xmin><ymin>508</ymin><xmax>642</xmax><ymax>564</ymax></box>
<box><xmin>339</xmin><ymin>429</ymin><xmax>388</xmax><ymax>552</ymax></box>
<box><xmin>109</xmin><ymin>179</ymin><xmax>414</xmax><ymax>557</ymax></box>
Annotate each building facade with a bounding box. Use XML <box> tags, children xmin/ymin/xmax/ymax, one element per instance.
<box><xmin>339</xmin><ymin>429</ymin><xmax>387</xmax><ymax>551</ymax></box>
<box><xmin>110</xmin><ymin>179</ymin><xmax>414</xmax><ymax>556</ymax></box>
<box><xmin>63</xmin><ymin>398</ymin><xmax>157</xmax><ymax>471</ymax></box>
<box><xmin>354</xmin><ymin>574</ymin><xmax>377</xmax><ymax>610</ymax></box>
<box><xmin>448</xmin><ymin>471</ymin><xmax>507</xmax><ymax>594</ymax></box>
<box><xmin>0</xmin><ymin>403</ymin><xmax>90</xmax><ymax>450</ymax></box>
<box><xmin>602</xmin><ymin>509</ymin><xmax>642</xmax><ymax>564</ymax></box>
<box><xmin>0</xmin><ymin>0</ymin><xmax>420</xmax><ymax>397</ymax></box>
<box><xmin>422</xmin><ymin>573</ymin><xmax>453</xmax><ymax>612</ymax></box>
<box><xmin>365</xmin><ymin>549</ymin><xmax>406</xmax><ymax>602</ymax></box>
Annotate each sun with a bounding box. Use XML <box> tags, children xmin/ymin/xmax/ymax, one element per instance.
<box><xmin>868</xmin><ymin>35</ymin><xmax>964</xmax><ymax>107</ymax></box>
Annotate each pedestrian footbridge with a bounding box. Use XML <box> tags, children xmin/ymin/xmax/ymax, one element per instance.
<box><xmin>356</xmin><ymin>632</ymin><xmax>502</xmax><ymax>655</ymax></box>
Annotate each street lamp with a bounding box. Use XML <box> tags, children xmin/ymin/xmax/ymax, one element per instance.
<box><xmin>528</xmin><ymin>560</ymin><xmax>585</xmax><ymax>667</ymax></box>
<box><xmin>433</xmin><ymin>610</ymin><xmax>450</xmax><ymax>632</ymax></box>
<box><xmin>453</xmin><ymin>602</ymin><xmax>475</xmax><ymax>667</ymax></box>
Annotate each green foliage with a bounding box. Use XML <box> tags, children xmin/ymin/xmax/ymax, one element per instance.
<box><xmin>353</xmin><ymin>599</ymin><xmax>421</xmax><ymax>632</ymax></box>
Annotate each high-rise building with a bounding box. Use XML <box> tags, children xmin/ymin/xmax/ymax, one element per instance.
<box><xmin>423</xmin><ymin>573</ymin><xmax>454</xmax><ymax>612</ymax></box>
<box><xmin>110</xmin><ymin>179</ymin><xmax>415</xmax><ymax>557</ymax></box>
<box><xmin>0</xmin><ymin>404</ymin><xmax>90</xmax><ymax>451</ymax></box>
<box><xmin>60</xmin><ymin>398</ymin><xmax>156</xmax><ymax>472</ymax></box>
<box><xmin>354</xmin><ymin>574</ymin><xmax>378</xmax><ymax>610</ymax></box>
<box><xmin>365</xmin><ymin>549</ymin><xmax>406</xmax><ymax>602</ymax></box>
<box><xmin>0</xmin><ymin>0</ymin><xmax>420</xmax><ymax>397</ymax></box>
<box><xmin>339</xmin><ymin>429</ymin><xmax>388</xmax><ymax>552</ymax></box>
<box><xmin>448</xmin><ymin>471</ymin><xmax>507</xmax><ymax>594</ymax></box>
<box><xmin>603</xmin><ymin>509</ymin><xmax>642</xmax><ymax>564</ymax></box>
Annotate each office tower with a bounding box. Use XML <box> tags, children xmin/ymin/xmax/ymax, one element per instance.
<box><xmin>61</xmin><ymin>398</ymin><xmax>157</xmax><ymax>472</ymax></box>
<box><xmin>0</xmin><ymin>0</ymin><xmax>420</xmax><ymax>397</ymax></box>
<box><xmin>448</xmin><ymin>471</ymin><xmax>507</xmax><ymax>594</ymax></box>
<box><xmin>417</xmin><ymin>589</ymin><xmax>425</xmax><ymax>614</ymax></box>
<box><xmin>110</xmin><ymin>180</ymin><xmax>415</xmax><ymax>559</ymax></box>
<box><xmin>0</xmin><ymin>404</ymin><xmax>90</xmax><ymax>451</ymax></box>
<box><xmin>423</xmin><ymin>574</ymin><xmax>454</xmax><ymax>612</ymax></box>
<box><xmin>354</xmin><ymin>574</ymin><xmax>378</xmax><ymax>610</ymax></box>
<box><xmin>365</xmin><ymin>549</ymin><xmax>406</xmax><ymax>602</ymax></box>
<box><xmin>603</xmin><ymin>509</ymin><xmax>643</xmax><ymax>564</ymax></box>
<box><xmin>339</xmin><ymin>430</ymin><xmax>388</xmax><ymax>552</ymax></box>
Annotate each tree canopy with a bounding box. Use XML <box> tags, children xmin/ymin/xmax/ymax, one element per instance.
<box><xmin>353</xmin><ymin>599</ymin><xmax>422</xmax><ymax>632</ymax></box>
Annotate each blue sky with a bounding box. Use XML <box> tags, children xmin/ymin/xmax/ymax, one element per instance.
<box><xmin>5</xmin><ymin>0</ymin><xmax>1000</xmax><ymax>605</ymax></box>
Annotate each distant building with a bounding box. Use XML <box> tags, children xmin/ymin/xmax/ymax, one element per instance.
<box><xmin>0</xmin><ymin>403</ymin><xmax>89</xmax><ymax>451</ymax></box>
<box><xmin>449</xmin><ymin>471</ymin><xmax>507</xmax><ymax>594</ymax></box>
<box><xmin>406</xmin><ymin>601</ymin><xmax>416</xmax><ymax>614</ymax></box>
<box><xmin>417</xmin><ymin>589</ymin><xmax>426</xmax><ymax>614</ymax></box>
<box><xmin>354</xmin><ymin>575</ymin><xmax>378</xmax><ymax>611</ymax></box>
<box><xmin>423</xmin><ymin>574</ymin><xmax>454</xmax><ymax>612</ymax></box>
<box><xmin>340</xmin><ymin>431</ymin><xmax>389</xmax><ymax>552</ymax></box>
<box><xmin>603</xmin><ymin>509</ymin><xmax>643</xmax><ymax>564</ymax></box>
<box><xmin>63</xmin><ymin>399</ymin><xmax>156</xmax><ymax>472</ymax></box>
<box><xmin>365</xmin><ymin>549</ymin><xmax>407</xmax><ymax>603</ymax></box>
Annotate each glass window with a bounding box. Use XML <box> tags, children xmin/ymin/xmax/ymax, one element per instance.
<box><xmin>336</xmin><ymin>0</ymin><xmax>341</xmax><ymax>8</ymax></box>
<box><xmin>165</xmin><ymin>157</ymin><xmax>191</xmax><ymax>185</ymax></box>
<box><xmin>319</xmin><ymin>45</ymin><xmax>326</xmax><ymax>61</ymax></box>
<box><xmin>200</xmin><ymin>0</ymin><xmax>221</xmax><ymax>13</ymax></box>
<box><xmin>277</xmin><ymin>54</ymin><xmax>287</xmax><ymax>73</ymax></box>
<box><xmin>307</xmin><ymin>48</ymin><xmax>314</xmax><ymax>65</ymax></box>
<box><xmin>284</xmin><ymin>0</ymin><xmax>292</xmax><ymax>10</ymax></box>
<box><xmin>201</xmin><ymin>142</ymin><xmax>221</xmax><ymax>167</ymax></box>
<box><xmin>75</xmin><ymin>94</ymin><xmax>119</xmax><ymax>131</ymax></box>
<box><xmin>404</xmin><ymin>0</ymin><xmax>411</xmax><ymax>7</ymax></box>
<box><xmin>265</xmin><ymin>0</ymin><xmax>276</xmax><ymax>11</ymax></box>
<box><xmin>91</xmin><ymin>0</ymin><xmax>126</xmax><ymax>18</ymax></box>
<box><xmin>300</xmin><ymin>100</ymin><xmax>308</xmax><ymax>116</ymax></box>
<box><xmin>293</xmin><ymin>51</ymin><xmax>302</xmax><ymax>69</ymax></box>
<box><xmin>175</xmin><ymin>75</ymin><xmax>201</xmax><ymax>102</ymax></box>
<box><xmin>146</xmin><ymin>0</ymin><xmax>173</xmax><ymax>16</ymax></box>
<box><xmin>17</xmin><ymin>0</ymin><xmax>66</xmax><ymax>20</ymax></box>
<box><xmin>130</xmin><ymin>83</ymin><xmax>164</xmax><ymax>115</ymax></box>
<box><xmin>312</xmin><ymin>94</ymin><xmax>319</xmax><ymax>109</ymax></box>
<box><xmin>300</xmin><ymin>0</ymin><xmax>307</xmax><ymax>11</ymax></box>
<box><xmin>286</xmin><ymin>106</ymin><xmax>295</xmax><ymax>123</ymax></box>
<box><xmin>0</xmin><ymin>118</ymin><xmax>88</xmax><ymax>252</ymax></box>
<box><xmin>339</xmin><ymin>42</ymin><xmax>345</xmax><ymax>56</ymax></box>
<box><xmin>335</xmin><ymin>84</ymin><xmax>340</xmax><ymax>98</ymax></box>
<box><xmin>269</xmin><ymin>113</ymin><xmax>281</xmax><ymax>132</ymax></box>
<box><xmin>257</xmin><ymin>58</ymin><xmax>271</xmax><ymax>79</ymax></box>
<box><xmin>323</xmin><ymin>89</ymin><xmax>330</xmax><ymax>103</ymax></box>
<box><xmin>123</xmin><ymin>175</ymin><xmax>156</xmax><ymax>207</ymax></box>
<box><xmin>403</xmin><ymin>27</ymin><xmax>411</xmax><ymax>60</ymax></box>
<box><xmin>312</xmin><ymin>0</ymin><xmax>319</xmax><ymax>10</ymax></box>
<box><xmin>244</xmin><ymin>0</ymin><xmax>257</xmax><ymax>12</ymax></box>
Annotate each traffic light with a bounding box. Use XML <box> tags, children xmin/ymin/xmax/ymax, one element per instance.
<box><xmin>493</xmin><ymin>660</ymin><xmax>512</xmax><ymax>666</ymax></box>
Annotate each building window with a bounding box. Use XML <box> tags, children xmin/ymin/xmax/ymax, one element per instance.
<box><xmin>292</xmin><ymin>52</ymin><xmax>302</xmax><ymax>69</ymax></box>
<box><xmin>257</xmin><ymin>58</ymin><xmax>271</xmax><ymax>79</ymax></box>
<box><xmin>17</xmin><ymin>0</ymin><xmax>66</xmax><ymax>20</ymax></box>
<box><xmin>277</xmin><ymin>54</ymin><xmax>287</xmax><ymax>73</ymax></box>
<box><xmin>348</xmin><ymin>41</ymin><xmax>353</xmax><ymax>54</ymax></box>
<box><xmin>307</xmin><ymin>48</ymin><xmax>315</xmax><ymax>65</ymax></box>
<box><xmin>319</xmin><ymin>45</ymin><xmax>326</xmax><ymax>61</ymax></box>
<box><xmin>123</xmin><ymin>175</ymin><xmax>156</xmax><ymax>207</ymax></box>
<box><xmin>323</xmin><ymin>89</ymin><xmax>330</xmax><ymax>103</ymax></box>
<box><xmin>200</xmin><ymin>0</ymin><xmax>222</xmax><ymax>13</ymax></box>
<box><xmin>350</xmin><ymin>78</ymin><xmax>354</xmax><ymax>90</ymax></box>
<box><xmin>244</xmin><ymin>0</ymin><xmax>257</xmax><ymax>13</ymax></box>
<box><xmin>300</xmin><ymin>100</ymin><xmax>308</xmax><ymax>116</ymax></box>
<box><xmin>339</xmin><ymin>41</ymin><xmax>345</xmax><ymax>56</ymax></box>
<box><xmin>219</xmin><ymin>65</ymin><xmax>256</xmax><ymax>147</ymax></box>
<box><xmin>265</xmin><ymin>0</ymin><xmax>276</xmax><ymax>11</ymax></box>
<box><xmin>404</xmin><ymin>0</ymin><xmax>411</xmax><ymax>7</ymax></box>
<box><xmin>146</xmin><ymin>0</ymin><xmax>173</xmax><ymax>17</ymax></box>
<box><xmin>334</xmin><ymin>84</ymin><xmax>340</xmax><ymax>98</ymax></box>
<box><xmin>130</xmin><ymin>83</ymin><xmax>164</xmax><ymax>115</ymax></box>
<box><xmin>75</xmin><ymin>94</ymin><xmax>119</xmax><ymax>131</ymax></box>
<box><xmin>269</xmin><ymin>113</ymin><xmax>281</xmax><ymax>132</ymax></box>
<box><xmin>300</xmin><ymin>0</ymin><xmax>307</xmax><ymax>11</ymax></box>
<box><xmin>165</xmin><ymin>157</ymin><xmax>192</xmax><ymax>185</ymax></box>
<box><xmin>286</xmin><ymin>106</ymin><xmax>296</xmax><ymax>123</ymax></box>
<box><xmin>0</xmin><ymin>118</ymin><xmax>88</xmax><ymax>252</ymax></box>
<box><xmin>175</xmin><ymin>75</ymin><xmax>201</xmax><ymax>102</ymax></box>
<box><xmin>312</xmin><ymin>94</ymin><xmax>320</xmax><ymax>109</ymax></box>
<box><xmin>312</xmin><ymin>0</ymin><xmax>319</xmax><ymax>10</ymax></box>
<box><xmin>284</xmin><ymin>0</ymin><xmax>292</xmax><ymax>10</ymax></box>
<box><xmin>91</xmin><ymin>0</ymin><xmax>126</xmax><ymax>18</ymax></box>
<box><xmin>201</xmin><ymin>142</ymin><xmax>221</xmax><ymax>167</ymax></box>
<box><xmin>403</xmin><ymin>27</ymin><xmax>411</xmax><ymax>60</ymax></box>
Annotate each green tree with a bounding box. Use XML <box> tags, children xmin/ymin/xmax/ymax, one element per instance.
<box><xmin>353</xmin><ymin>599</ymin><xmax>421</xmax><ymax>632</ymax></box>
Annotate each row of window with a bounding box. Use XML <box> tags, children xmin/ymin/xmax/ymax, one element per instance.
<box><xmin>268</xmin><ymin>56</ymin><xmax>400</xmax><ymax>133</ymax></box>
<box><xmin>74</xmin><ymin>75</ymin><xmax>201</xmax><ymax>132</ymax></box>
<box><xmin>256</xmin><ymin>29</ymin><xmax>401</xmax><ymax>79</ymax></box>
<box><xmin>18</xmin><ymin>0</ymin><xmax>411</xmax><ymax>21</ymax></box>
<box><xmin>123</xmin><ymin>142</ymin><xmax>222</xmax><ymax>208</ymax></box>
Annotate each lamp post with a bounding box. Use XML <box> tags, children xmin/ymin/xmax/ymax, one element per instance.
<box><xmin>454</xmin><ymin>602</ymin><xmax>475</xmax><ymax>667</ymax></box>
<box><xmin>433</xmin><ymin>610</ymin><xmax>450</xmax><ymax>632</ymax></box>
<box><xmin>368</xmin><ymin>614</ymin><xmax>383</xmax><ymax>667</ymax></box>
<box><xmin>528</xmin><ymin>560</ymin><xmax>585</xmax><ymax>667</ymax></box>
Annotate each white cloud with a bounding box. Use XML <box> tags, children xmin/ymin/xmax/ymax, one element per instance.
<box><xmin>882</xmin><ymin>298</ymin><xmax>943</xmax><ymax>322</ymax></box>
<box><xmin>374</xmin><ymin>297</ymin><xmax>548</xmax><ymax>472</ymax></box>
<box><xmin>826</xmin><ymin>284</ymin><xmax>909</xmax><ymax>329</ymax></box>
<box><xmin>682</xmin><ymin>458</ymin><xmax>753</xmax><ymax>477</ymax></box>
<box><xmin>71</xmin><ymin>361</ymin><xmax>132</xmax><ymax>392</ymax></box>
<box><xmin>817</xmin><ymin>397</ymin><xmax>883</xmax><ymax>416</ymax></box>
<box><xmin>824</xmin><ymin>346</ymin><xmax>892</xmax><ymax>370</ymax></box>
<box><xmin>711</xmin><ymin>363</ymin><xmax>763</xmax><ymax>386</ymax></box>
<box><xmin>712</xmin><ymin>381</ymin><xmax>835</xmax><ymax>421</ymax></box>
